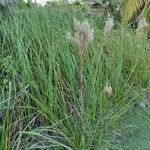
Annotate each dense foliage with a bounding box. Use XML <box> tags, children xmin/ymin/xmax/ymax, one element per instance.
<box><xmin>0</xmin><ymin>1</ymin><xmax>150</xmax><ymax>150</ymax></box>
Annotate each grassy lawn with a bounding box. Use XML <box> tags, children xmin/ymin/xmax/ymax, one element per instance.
<box><xmin>0</xmin><ymin>5</ymin><xmax>150</xmax><ymax>149</ymax></box>
<box><xmin>124</xmin><ymin>107</ymin><xmax>150</xmax><ymax>150</ymax></box>
<box><xmin>109</xmin><ymin>105</ymin><xmax>150</xmax><ymax>150</ymax></box>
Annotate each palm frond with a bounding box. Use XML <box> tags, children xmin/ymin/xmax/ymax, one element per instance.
<box><xmin>122</xmin><ymin>0</ymin><xmax>149</xmax><ymax>24</ymax></box>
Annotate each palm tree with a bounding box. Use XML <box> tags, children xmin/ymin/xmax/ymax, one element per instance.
<box><xmin>122</xmin><ymin>0</ymin><xmax>150</xmax><ymax>24</ymax></box>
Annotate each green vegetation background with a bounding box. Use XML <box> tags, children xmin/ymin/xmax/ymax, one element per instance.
<box><xmin>0</xmin><ymin>1</ymin><xmax>150</xmax><ymax>149</ymax></box>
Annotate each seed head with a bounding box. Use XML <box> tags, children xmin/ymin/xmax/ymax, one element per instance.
<box><xmin>66</xmin><ymin>18</ymin><xmax>94</xmax><ymax>51</ymax></box>
<box><xmin>103</xmin><ymin>82</ymin><xmax>112</xmax><ymax>97</ymax></box>
<box><xmin>104</xmin><ymin>13</ymin><xmax>114</xmax><ymax>36</ymax></box>
<box><xmin>136</xmin><ymin>17</ymin><xmax>149</xmax><ymax>38</ymax></box>
<box><xmin>74</xmin><ymin>18</ymin><xmax>82</xmax><ymax>32</ymax></box>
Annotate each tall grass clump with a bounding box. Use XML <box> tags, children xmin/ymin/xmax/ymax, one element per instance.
<box><xmin>0</xmin><ymin>5</ymin><xmax>150</xmax><ymax>150</ymax></box>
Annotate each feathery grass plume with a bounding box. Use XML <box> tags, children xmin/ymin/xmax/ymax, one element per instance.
<box><xmin>67</xmin><ymin>18</ymin><xmax>94</xmax><ymax>92</ymax></box>
<box><xmin>104</xmin><ymin>13</ymin><xmax>114</xmax><ymax>37</ymax></box>
<box><xmin>66</xmin><ymin>18</ymin><xmax>94</xmax><ymax>138</ymax></box>
<box><xmin>67</xmin><ymin>18</ymin><xmax>94</xmax><ymax>52</ymax></box>
<box><xmin>136</xmin><ymin>17</ymin><xmax>149</xmax><ymax>38</ymax></box>
<box><xmin>103</xmin><ymin>82</ymin><xmax>112</xmax><ymax>97</ymax></box>
<box><xmin>66</xmin><ymin>18</ymin><xmax>94</xmax><ymax>99</ymax></box>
